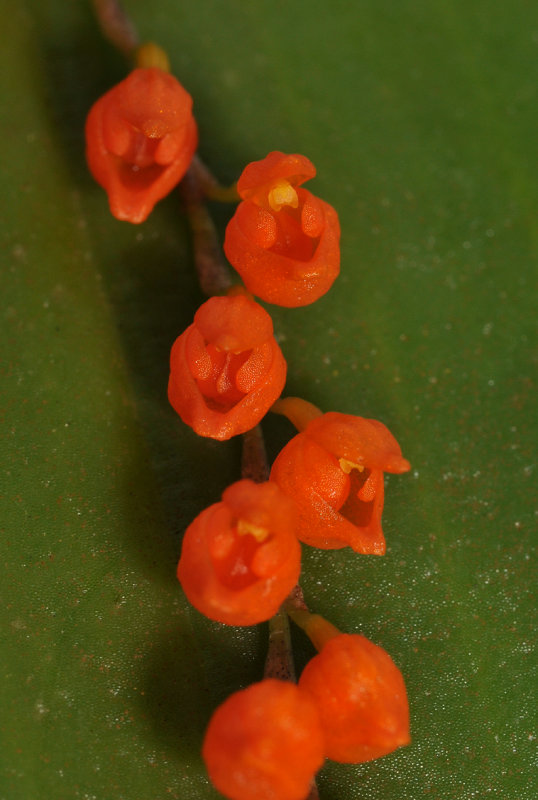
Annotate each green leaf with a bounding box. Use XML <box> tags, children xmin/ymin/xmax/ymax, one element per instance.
<box><xmin>2</xmin><ymin>1</ymin><xmax>535</xmax><ymax>798</ymax></box>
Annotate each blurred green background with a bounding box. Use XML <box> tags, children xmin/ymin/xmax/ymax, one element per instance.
<box><xmin>1</xmin><ymin>1</ymin><xmax>536</xmax><ymax>798</ymax></box>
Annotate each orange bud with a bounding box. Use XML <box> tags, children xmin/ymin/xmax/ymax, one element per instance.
<box><xmin>299</xmin><ymin>634</ymin><xmax>410</xmax><ymax>763</ymax></box>
<box><xmin>177</xmin><ymin>480</ymin><xmax>301</xmax><ymax>626</ymax></box>
<box><xmin>85</xmin><ymin>68</ymin><xmax>197</xmax><ymax>223</ymax></box>
<box><xmin>203</xmin><ymin>679</ymin><xmax>325</xmax><ymax>800</ymax></box>
<box><xmin>224</xmin><ymin>152</ymin><xmax>340</xmax><ymax>307</ymax></box>
<box><xmin>168</xmin><ymin>294</ymin><xmax>287</xmax><ymax>440</ymax></box>
<box><xmin>270</xmin><ymin>412</ymin><xmax>410</xmax><ymax>553</ymax></box>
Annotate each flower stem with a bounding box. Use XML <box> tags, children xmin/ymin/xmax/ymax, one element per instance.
<box><xmin>263</xmin><ymin>583</ymin><xmax>322</xmax><ymax>800</ymax></box>
<box><xmin>180</xmin><ymin>164</ymin><xmax>233</xmax><ymax>296</ymax></box>
<box><xmin>135</xmin><ymin>41</ymin><xmax>171</xmax><ymax>71</ymax></box>
<box><xmin>241</xmin><ymin>425</ymin><xmax>269</xmax><ymax>483</ymax></box>
<box><xmin>264</xmin><ymin>607</ymin><xmax>295</xmax><ymax>682</ymax></box>
<box><xmin>271</xmin><ymin>396</ymin><xmax>323</xmax><ymax>432</ymax></box>
<box><xmin>189</xmin><ymin>155</ymin><xmax>240</xmax><ymax>203</ymax></box>
<box><xmin>240</xmin><ymin>427</ymin><xmax>295</xmax><ymax>682</ymax></box>
<box><xmin>90</xmin><ymin>0</ymin><xmax>139</xmax><ymax>60</ymax></box>
<box><xmin>187</xmin><ymin>143</ymin><xmax>320</xmax><ymax>794</ymax></box>
<box><xmin>284</xmin><ymin>587</ymin><xmax>341</xmax><ymax>652</ymax></box>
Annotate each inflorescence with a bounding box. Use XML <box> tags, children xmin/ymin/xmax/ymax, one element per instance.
<box><xmin>85</xmin><ymin>13</ymin><xmax>411</xmax><ymax>799</ymax></box>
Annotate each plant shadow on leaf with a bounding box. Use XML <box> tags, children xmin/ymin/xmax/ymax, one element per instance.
<box><xmin>140</xmin><ymin>619</ymin><xmax>266</xmax><ymax>757</ymax></box>
<box><xmin>98</xmin><ymin>233</ymin><xmax>244</xmax><ymax>522</ymax></box>
<box><xmin>35</xmin><ymin>15</ymin><xmax>126</xmax><ymax>185</ymax></box>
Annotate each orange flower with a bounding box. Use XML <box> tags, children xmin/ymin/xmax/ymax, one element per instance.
<box><xmin>85</xmin><ymin>67</ymin><xmax>197</xmax><ymax>223</ymax></box>
<box><xmin>299</xmin><ymin>632</ymin><xmax>410</xmax><ymax>763</ymax></box>
<box><xmin>203</xmin><ymin>679</ymin><xmax>325</xmax><ymax>800</ymax></box>
<box><xmin>270</xmin><ymin>411</ymin><xmax>410</xmax><ymax>553</ymax></box>
<box><xmin>177</xmin><ymin>480</ymin><xmax>301</xmax><ymax>626</ymax></box>
<box><xmin>224</xmin><ymin>152</ymin><xmax>340</xmax><ymax>307</ymax></box>
<box><xmin>168</xmin><ymin>294</ymin><xmax>287</xmax><ymax>440</ymax></box>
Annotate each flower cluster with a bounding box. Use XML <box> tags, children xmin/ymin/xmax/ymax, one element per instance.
<box><xmin>86</xmin><ymin>32</ymin><xmax>411</xmax><ymax>800</ymax></box>
<box><xmin>202</xmin><ymin>623</ymin><xmax>410</xmax><ymax>800</ymax></box>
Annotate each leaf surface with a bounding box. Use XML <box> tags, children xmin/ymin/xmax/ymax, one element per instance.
<box><xmin>2</xmin><ymin>2</ymin><xmax>535</xmax><ymax>798</ymax></box>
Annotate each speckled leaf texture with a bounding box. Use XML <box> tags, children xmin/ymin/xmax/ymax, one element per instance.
<box><xmin>2</xmin><ymin>2</ymin><xmax>536</xmax><ymax>799</ymax></box>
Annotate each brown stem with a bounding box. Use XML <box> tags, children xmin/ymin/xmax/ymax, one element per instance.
<box><xmin>240</xmin><ymin>432</ymin><xmax>321</xmax><ymax>799</ymax></box>
<box><xmin>185</xmin><ymin>135</ymin><xmax>320</xmax><ymax>799</ymax></box>
<box><xmin>264</xmin><ymin>604</ymin><xmax>321</xmax><ymax>800</ymax></box>
<box><xmin>286</xmin><ymin>583</ymin><xmax>309</xmax><ymax>612</ymax></box>
<box><xmin>180</xmin><ymin>165</ymin><xmax>233</xmax><ymax>296</ymax></box>
<box><xmin>306</xmin><ymin>781</ymin><xmax>321</xmax><ymax>800</ymax></box>
<box><xmin>90</xmin><ymin>0</ymin><xmax>139</xmax><ymax>60</ymax></box>
<box><xmin>189</xmin><ymin>154</ymin><xmax>240</xmax><ymax>203</ymax></box>
<box><xmin>241</xmin><ymin>425</ymin><xmax>269</xmax><ymax>483</ymax></box>
<box><xmin>264</xmin><ymin>608</ymin><xmax>295</xmax><ymax>682</ymax></box>
<box><xmin>240</xmin><ymin>427</ymin><xmax>294</xmax><ymax>682</ymax></box>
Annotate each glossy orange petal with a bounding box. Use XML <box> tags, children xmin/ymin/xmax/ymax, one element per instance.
<box><xmin>203</xmin><ymin>679</ymin><xmax>325</xmax><ymax>800</ymax></box>
<box><xmin>168</xmin><ymin>295</ymin><xmax>287</xmax><ymax>440</ymax></box>
<box><xmin>177</xmin><ymin>480</ymin><xmax>301</xmax><ymax>626</ymax></box>
<box><xmin>224</xmin><ymin>152</ymin><xmax>340</xmax><ymax>306</ymax></box>
<box><xmin>270</xmin><ymin>412</ymin><xmax>410</xmax><ymax>553</ymax></box>
<box><xmin>299</xmin><ymin>634</ymin><xmax>410</xmax><ymax>763</ymax></box>
<box><xmin>85</xmin><ymin>68</ymin><xmax>197</xmax><ymax>223</ymax></box>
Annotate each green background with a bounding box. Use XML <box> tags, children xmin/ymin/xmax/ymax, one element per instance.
<box><xmin>2</xmin><ymin>1</ymin><xmax>536</xmax><ymax>798</ymax></box>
